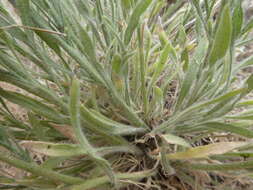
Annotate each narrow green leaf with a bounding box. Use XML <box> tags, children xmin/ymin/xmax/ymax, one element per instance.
<box><xmin>21</xmin><ymin>141</ymin><xmax>86</xmax><ymax>157</ymax></box>
<box><xmin>153</xmin><ymin>86</ymin><xmax>163</xmax><ymax>105</ymax></box>
<box><xmin>78</xmin><ymin>26</ymin><xmax>96</xmax><ymax>62</ymax></box>
<box><xmin>226</xmin><ymin>114</ymin><xmax>253</xmax><ymax>120</ymax></box>
<box><xmin>124</xmin><ymin>0</ymin><xmax>153</xmax><ymax>45</ymax></box>
<box><xmin>232</xmin><ymin>0</ymin><xmax>243</xmax><ymax>40</ymax></box>
<box><xmin>111</xmin><ymin>54</ymin><xmax>122</xmax><ymax>74</ymax></box>
<box><xmin>183</xmin><ymin>160</ymin><xmax>253</xmax><ymax>171</ymax></box>
<box><xmin>209</xmin><ymin>4</ymin><xmax>232</xmax><ymax>65</ymax></box>
<box><xmin>20</xmin><ymin>141</ymin><xmax>137</xmax><ymax>157</ymax></box>
<box><xmin>220</xmin><ymin>152</ymin><xmax>253</xmax><ymax>158</ymax></box>
<box><xmin>236</xmin><ymin>100</ymin><xmax>253</xmax><ymax>107</ymax></box>
<box><xmin>181</xmin><ymin>48</ymin><xmax>189</xmax><ymax>71</ymax></box>
<box><xmin>247</xmin><ymin>74</ymin><xmax>253</xmax><ymax>92</ymax></box>
<box><xmin>203</xmin><ymin>122</ymin><xmax>253</xmax><ymax>138</ymax></box>
<box><xmin>177</xmin><ymin>24</ymin><xmax>187</xmax><ymax>46</ymax></box>
<box><xmin>121</xmin><ymin>0</ymin><xmax>132</xmax><ymax>10</ymax></box>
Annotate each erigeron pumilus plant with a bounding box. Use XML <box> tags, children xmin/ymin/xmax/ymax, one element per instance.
<box><xmin>0</xmin><ymin>0</ymin><xmax>253</xmax><ymax>189</ymax></box>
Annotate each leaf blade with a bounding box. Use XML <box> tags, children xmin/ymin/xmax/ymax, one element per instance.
<box><xmin>209</xmin><ymin>4</ymin><xmax>232</xmax><ymax>65</ymax></box>
<box><xmin>124</xmin><ymin>0</ymin><xmax>153</xmax><ymax>45</ymax></box>
<box><xmin>167</xmin><ymin>142</ymin><xmax>248</xmax><ymax>160</ymax></box>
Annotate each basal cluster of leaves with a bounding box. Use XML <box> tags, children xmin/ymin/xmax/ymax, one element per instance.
<box><xmin>0</xmin><ymin>0</ymin><xmax>253</xmax><ymax>189</ymax></box>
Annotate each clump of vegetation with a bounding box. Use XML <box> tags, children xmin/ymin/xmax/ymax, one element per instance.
<box><xmin>0</xmin><ymin>0</ymin><xmax>253</xmax><ymax>189</ymax></box>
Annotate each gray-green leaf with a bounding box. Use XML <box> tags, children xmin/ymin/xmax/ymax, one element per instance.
<box><xmin>209</xmin><ymin>4</ymin><xmax>232</xmax><ymax>65</ymax></box>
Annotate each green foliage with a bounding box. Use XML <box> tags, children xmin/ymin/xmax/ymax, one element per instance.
<box><xmin>209</xmin><ymin>4</ymin><xmax>232</xmax><ymax>65</ymax></box>
<box><xmin>0</xmin><ymin>0</ymin><xmax>253</xmax><ymax>189</ymax></box>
